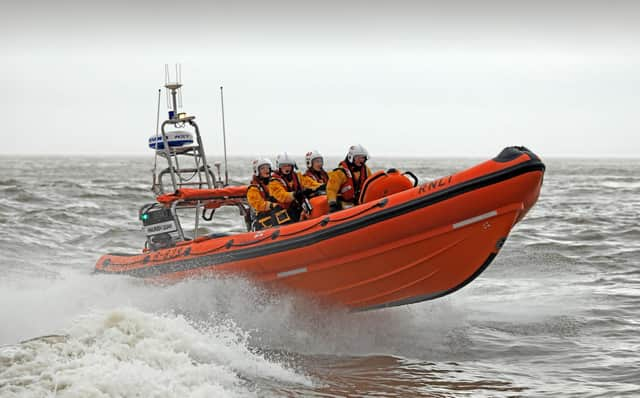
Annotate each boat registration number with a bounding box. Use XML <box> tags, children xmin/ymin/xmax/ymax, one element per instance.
<box><xmin>144</xmin><ymin>220</ymin><xmax>177</xmax><ymax>236</ymax></box>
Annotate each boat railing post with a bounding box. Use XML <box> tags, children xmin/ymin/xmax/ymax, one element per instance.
<box><xmin>161</xmin><ymin>120</ymin><xmax>178</xmax><ymax>191</ymax></box>
<box><xmin>193</xmin><ymin>151</ymin><xmax>202</xmax><ymax>188</ymax></box>
<box><xmin>171</xmin><ymin>200</ymin><xmax>185</xmax><ymax>241</ymax></box>
<box><xmin>158</xmin><ymin>168</ymin><xmax>168</xmax><ymax>193</ymax></box>
<box><xmin>194</xmin><ymin>201</ymin><xmax>200</xmax><ymax>239</ymax></box>
<box><xmin>190</xmin><ymin>120</ymin><xmax>213</xmax><ymax>189</ymax></box>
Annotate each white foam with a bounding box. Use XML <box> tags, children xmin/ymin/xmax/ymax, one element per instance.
<box><xmin>0</xmin><ymin>307</ymin><xmax>310</xmax><ymax>397</ymax></box>
<box><xmin>0</xmin><ymin>265</ymin><xmax>472</xmax><ymax>388</ymax></box>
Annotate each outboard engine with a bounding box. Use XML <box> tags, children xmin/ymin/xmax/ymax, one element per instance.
<box><xmin>139</xmin><ymin>203</ymin><xmax>179</xmax><ymax>250</ymax></box>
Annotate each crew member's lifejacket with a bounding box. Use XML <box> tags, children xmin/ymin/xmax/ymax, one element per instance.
<box><xmin>304</xmin><ymin>168</ymin><xmax>329</xmax><ymax>184</ymax></box>
<box><xmin>270</xmin><ymin>171</ymin><xmax>304</xmax><ymax>222</ymax></box>
<box><xmin>250</xmin><ymin>176</ymin><xmax>291</xmax><ymax>230</ymax></box>
<box><xmin>334</xmin><ymin>160</ymin><xmax>369</xmax><ymax>205</ymax></box>
<box><xmin>249</xmin><ymin>176</ymin><xmax>272</xmax><ymax>202</ymax></box>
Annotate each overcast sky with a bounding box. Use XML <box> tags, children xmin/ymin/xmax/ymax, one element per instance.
<box><xmin>1</xmin><ymin>0</ymin><xmax>639</xmax><ymax>158</ymax></box>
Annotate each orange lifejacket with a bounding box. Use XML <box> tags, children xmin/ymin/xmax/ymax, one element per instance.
<box><xmin>304</xmin><ymin>168</ymin><xmax>329</xmax><ymax>184</ymax></box>
<box><xmin>271</xmin><ymin>171</ymin><xmax>303</xmax><ymax>209</ymax></box>
<box><xmin>250</xmin><ymin>176</ymin><xmax>293</xmax><ymax>230</ymax></box>
<box><xmin>335</xmin><ymin>160</ymin><xmax>369</xmax><ymax>205</ymax></box>
<box><xmin>250</xmin><ymin>176</ymin><xmax>273</xmax><ymax>202</ymax></box>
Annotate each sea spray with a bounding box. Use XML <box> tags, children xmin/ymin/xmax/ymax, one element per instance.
<box><xmin>0</xmin><ymin>307</ymin><xmax>311</xmax><ymax>398</ymax></box>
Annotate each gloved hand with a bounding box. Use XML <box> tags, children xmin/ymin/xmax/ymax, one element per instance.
<box><xmin>294</xmin><ymin>190</ymin><xmax>305</xmax><ymax>203</ymax></box>
<box><xmin>329</xmin><ymin>201</ymin><xmax>340</xmax><ymax>213</ymax></box>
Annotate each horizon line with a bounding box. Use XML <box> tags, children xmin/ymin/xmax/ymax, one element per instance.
<box><xmin>1</xmin><ymin>152</ymin><xmax>639</xmax><ymax>160</ymax></box>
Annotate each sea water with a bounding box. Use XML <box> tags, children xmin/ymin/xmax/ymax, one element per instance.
<box><xmin>1</xmin><ymin>156</ymin><xmax>638</xmax><ymax>397</ymax></box>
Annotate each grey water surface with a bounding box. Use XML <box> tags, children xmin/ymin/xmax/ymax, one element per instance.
<box><xmin>0</xmin><ymin>156</ymin><xmax>638</xmax><ymax>397</ymax></box>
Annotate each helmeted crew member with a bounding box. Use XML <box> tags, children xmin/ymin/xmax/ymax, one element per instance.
<box><xmin>247</xmin><ymin>158</ymin><xmax>280</xmax><ymax>230</ymax></box>
<box><xmin>327</xmin><ymin>144</ymin><xmax>372</xmax><ymax>212</ymax></box>
<box><xmin>303</xmin><ymin>150</ymin><xmax>330</xmax><ymax>184</ymax></box>
<box><xmin>268</xmin><ymin>152</ymin><xmax>324</xmax><ymax>223</ymax></box>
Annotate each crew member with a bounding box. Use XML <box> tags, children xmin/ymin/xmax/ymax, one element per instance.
<box><xmin>269</xmin><ymin>152</ymin><xmax>324</xmax><ymax>223</ymax></box>
<box><xmin>327</xmin><ymin>144</ymin><xmax>372</xmax><ymax>212</ymax></box>
<box><xmin>304</xmin><ymin>150</ymin><xmax>330</xmax><ymax>184</ymax></box>
<box><xmin>247</xmin><ymin>158</ymin><xmax>280</xmax><ymax>230</ymax></box>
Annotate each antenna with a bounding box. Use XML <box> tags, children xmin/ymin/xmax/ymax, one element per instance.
<box><xmin>164</xmin><ymin>63</ymin><xmax>183</xmax><ymax>119</ymax></box>
<box><xmin>151</xmin><ymin>88</ymin><xmax>162</xmax><ymax>193</ymax></box>
<box><xmin>220</xmin><ymin>86</ymin><xmax>229</xmax><ymax>186</ymax></box>
<box><xmin>164</xmin><ymin>65</ymin><xmax>170</xmax><ymax>109</ymax></box>
<box><xmin>176</xmin><ymin>64</ymin><xmax>183</xmax><ymax>109</ymax></box>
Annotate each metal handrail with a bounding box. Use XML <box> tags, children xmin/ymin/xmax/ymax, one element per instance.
<box><xmin>168</xmin><ymin>198</ymin><xmax>252</xmax><ymax>241</ymax></box>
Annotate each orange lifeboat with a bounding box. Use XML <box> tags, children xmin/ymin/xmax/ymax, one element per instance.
<box><xmin>95</xmin><ymin>146</ymin><xmax>544</xmax><ymax>311</ymax></box>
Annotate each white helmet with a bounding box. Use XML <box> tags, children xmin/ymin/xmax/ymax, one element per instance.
<box><xmin>276</xmin><ymin>152</ymin><xmax>297</xmax><ymax>169</ymax></box>
<box><xmin>252</xmin><ymin>158</ymin><xmax>273</xmax><ymax>176</ymax></box>
<box><xmin>305</xmin><ymin>150</ymin><xmax>323</xmax><ymax>168</ymax></box>
<box><xmin>347</xmin><ymin>144</ymin><xmax>369</xmax><ymax>163</ymax></box>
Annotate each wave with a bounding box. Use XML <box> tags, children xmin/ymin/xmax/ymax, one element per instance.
<box><xmin>0</xmin><ymin>307</ymin><xmax>310</xmax><ymax>397</ymax></box>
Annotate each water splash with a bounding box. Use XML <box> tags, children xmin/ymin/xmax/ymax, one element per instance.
<box><xmin>0</xmin><ymin>307</ymin><xmax>310</xmax><ymax>397</ymax></box>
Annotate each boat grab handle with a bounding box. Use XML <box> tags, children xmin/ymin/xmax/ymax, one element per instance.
<box><xmin>202</xmin><ymin>208</ymin><xmax>215</xmax><ymax>221</ymax></box>
<box><xmin>402</xmin><ymin>171</ymin><xmax>419</xmax><ymax>187</ymax></box>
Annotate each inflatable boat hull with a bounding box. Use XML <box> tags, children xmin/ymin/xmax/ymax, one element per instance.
<box><xmin>95</xmin><ymin>147</ymin><xmax>544</xmax><ymax>311</ymax></box>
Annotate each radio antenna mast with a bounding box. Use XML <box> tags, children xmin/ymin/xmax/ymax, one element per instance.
<box><xmin>164</xmin><ymin>64</ymin><xmax>183</xmax><ymax>119</ymax></box>
<box><xmin>220</xmin><ymin>86</ymin><xmax>229</xmax><ymax>186</ymax></box>
<box><xmin>151</xmin><ymin>88</ymin><xmax>162</xmax><ymax>193</ymax></box>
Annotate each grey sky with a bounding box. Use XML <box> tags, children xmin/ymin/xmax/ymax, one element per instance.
<box><xmin>1</xmin><ymin>1</ymin><xmax>639</xmax><ymax>157</ymax></box>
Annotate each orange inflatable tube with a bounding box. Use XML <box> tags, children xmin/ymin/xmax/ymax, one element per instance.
<box><xmin>95</xmin><ymin>147</ymin><xmax>544</xmax><ymax>311</ymax></box>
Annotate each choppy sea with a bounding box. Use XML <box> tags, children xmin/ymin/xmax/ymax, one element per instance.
<box><xmin>0</xmin><ymin>155</ymin><xmax>638</xmax><ymax>397</ymax></box>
